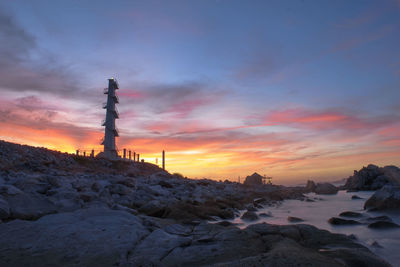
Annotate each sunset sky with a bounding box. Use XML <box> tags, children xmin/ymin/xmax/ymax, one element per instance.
<box><xmin>1</xmin><ymin>0</ymin><xmax>399</xmax><ymax>184</ymax></box>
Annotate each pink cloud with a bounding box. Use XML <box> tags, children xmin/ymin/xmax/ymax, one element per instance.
<box><xmin>118</xmin><ymin>89</ymin><xmax>147</xmax><ymax>99</ymax></box>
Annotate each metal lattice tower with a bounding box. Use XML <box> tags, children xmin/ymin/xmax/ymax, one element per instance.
<box><xmin>101</xmin><ymin>78</ymin><xmax>119</xmax><ymax>159</ymax></box>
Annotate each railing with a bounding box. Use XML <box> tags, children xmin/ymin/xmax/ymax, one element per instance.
<box><xmin>103</xmin><ymin>88</ymin><xmax>108</xmax><ymax>94</ymax></box>
<box><xmin>113</xmin><ymin>94</ymin><xmax>119</xmax><ymax>103</ymax></box>
<box><xmin>101</xmin><ymin>119</ymin><xmax>106</xmax><ymax>126</ymax></box>
<box><xmin>113</xmin><ymin>108</ymin><xmax>119</xmax><ymax>119</ymax></box>
<box><xmin>100</xmin><ymin>137</ymin><xmax>104</xmax><ymax>145</ymax></box>
<box><xmin>102</xmin><ymin>102</ymin><xmax>107</xmax><ymax>109</ymax></box>
<box><xmin>113</xmin><ymin>127</ymin><xmax>119</xmax><ymax>137</ymax></box>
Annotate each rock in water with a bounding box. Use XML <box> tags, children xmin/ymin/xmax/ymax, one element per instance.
<box><xmin>368</xmin><ymin>221</ymin><xmax>400</xmax><ymax>229</ymax></box>
<box><xmin>339</xmin><ymin>211</ymin><xmax>363</xmax><ymax>218</ymax></box>
<box><xmin>241</xmin><ymin>211</ymin><xmax>259</xmax><ymax>221</ymax></box>
<box><xmin>287</xmin><ymin>216</ymin><xmax>304</xmax><ymax>223</ymax></box>
<box><xmin>328</xmin><ymin>217</ymin><xmax>361</xmax><ymax>225</ymax></box>
<box><xmin>314</xmin><ymin>183</ymin><xmax>338</xmax><ymax>195</ymax></box>
<box><xmin>364</xmin><ymin>185</ymin><xmax>400</xmax><ymax>211</ymax></box>
<box><xmin>243</xmin><ymin>173</ymin><xmax>263</xmax><ymax>186</ymax></box>
<box><xmin>305</xmin><ymin>180</ymin><xmax>316</xmax><ymax>192</ymax></box>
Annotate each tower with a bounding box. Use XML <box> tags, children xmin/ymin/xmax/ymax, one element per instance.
<box><xmin>101</xmin><ymin>77</ymin><xmax>119</xmax><ymax>159</ymax></box>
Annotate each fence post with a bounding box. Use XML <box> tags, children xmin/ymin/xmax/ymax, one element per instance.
<box><xmin>91</xmin><ymin>149</ymin><xmax>94</xmax><ymax>158</ymax></box>
<box><xmin>76</xmin><ymin>150</ymin><xmax>79</xmax><ymax>156</ymax></box>
<box><xmin>162</xmin><ymin>150</ymin><xmax>165</xmax><ymax>170</ymax></box>
<box><xmin>123</xmin><ymin>148</ymin><xmax>126</xmax><ymax>159</ymax></box>
<box><xmin>137</xmin><ymin>154</ymin><xmax>140</xmax><ymax>162</ymax></box>
<box><xmin>133</xmin><ymin>152</ymin><xmax>136</xmax><ymax>162</ymax></box>
<box><xmin>129</xmin><ymin>150</ymin><xmax>131</xmax><ymax>161</ymax></box>
<box><xmin>83</xmin><ymin>151</ymin><xmax>86</xmax><ymax>157</ymax></box>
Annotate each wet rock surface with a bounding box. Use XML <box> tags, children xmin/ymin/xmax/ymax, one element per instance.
<box><xmin>287</xmin><ymin>216</ymin><xmax>304</xmax><ymax>223</ymax></box>
<box><xmin>328</xmin><ymin>217</ymin><xmax>361</xmax><ymax>225</ymax></box>
<box><xmin>364</xmin><ymin>185</ymin><xmax>400</xmax><ymax>211</ymax></box>
<box><xmin>0</xmin><ymin>140</ymin><xmax>392</xmax><ymax>266</ymax></box>
<box><xmin>368</xmin><ymin>221</ymin><xmax>400</xmax><ymax>229</ymax></box>
<box><xmin>339</xmin><ymin>211</ymin><xmax>363</xmax><ymax>218</ymax></box>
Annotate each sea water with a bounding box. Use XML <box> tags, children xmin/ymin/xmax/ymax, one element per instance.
<box><xmin>232</xmin><ymin>190</ymin><xmax>400</xmax><ymax>266</ymax></box>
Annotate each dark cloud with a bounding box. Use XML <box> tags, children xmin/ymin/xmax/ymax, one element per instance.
<box><xmin>0</xmin><ymin>9</ymin><xmax>82</xmax><ymax>97</ymax></box>
<box><xmin>122</xmin><ymin>81</ymin><xmax>226</xmax><ymax>116</ymax></box>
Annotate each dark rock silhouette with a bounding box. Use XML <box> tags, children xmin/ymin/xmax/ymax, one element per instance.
<box><xmin>339</xmin><ymin>211</ymin><xmax>363</xmax><ymax>218</ymax></box>
<box><xmin>328</xmin><ymin>217</ymin><xmax>361</xmax><ymax>225</ymax></box>
<box><xmin>241</xmin><ymin>211</ymin><xmax>259</xmax><ymax>221</ymax></box>
<box><xmin>368</xmin><ymin>221</ymin><xmax>400</xmax><ymax>229</ymax></box>
<box><xmin>287</xmin><ymin>216</ymin><xmax>304</xmax><ymax>223</ymax></box>
<box><xmin>314</xmin><ymin>183</ymin><xmax>338</xmax><ymax>195</ymax></box>
<box><xmin>304</xmin><ymin>180</ymin><xmax>338</xmax><ymax>195</ymax></box>
<box><xmin>305</xmin><ymin>180</ymin><xmax>316</xmax><ymax>192</ymax></box>
<box><xmin>343</xmin><ymin>164</ymin><xmax>400</xmax><ymax>191</ymax></box>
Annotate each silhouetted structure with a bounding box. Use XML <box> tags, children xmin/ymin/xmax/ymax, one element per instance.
<box><xmin>162</xmin><ymin>150</ymin><xmax>165</xmax><ymax>170</ymax></box>
<box><xmin>101</xmin><ymin>78</ymin><xmax>119</xmax><ymax>159</ymax></box>
<box><xmin>243</xmin><ymin>172</ymin><xmax>263</xmax><ymax>185</ymax></box>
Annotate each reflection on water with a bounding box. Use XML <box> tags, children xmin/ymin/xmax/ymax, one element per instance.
<box><xmin>234</xmin><ymin>190</ymin><xmax>400</xmax><ymax>266</ymax></box>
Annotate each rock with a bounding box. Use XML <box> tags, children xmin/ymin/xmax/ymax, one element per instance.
<box><xmin>241</xmin><ymin>211</ymin><xmax>259</xmax><ymax>221</ymax></box>
<box><xmin>0</xmin><ymin>185</ymin><xmax>23</xmax><ymax>196</ymax></box>
<box><xmin>216</xmin><ymin>221</ymin><xmax>234</xmax><ymax>227</ymax></box>
<box><xmin>305</xmin><ymin>180</ymin><xmax>316</xmax><ymax>192</ymax></box>
<box><xmin>328</xmin><ymin>217</ymin><xmax>361</xmax><ymax>225</ymax></box>
<box><xmin>79</xmin><ymin>191</ymin><xmax>98</xmax><ymax>202</ymax></box>
<box><xmin>343</xmin><ymin>164</ymin><xmax>400</xmax><ymax>191</ymax></box>
<box><xmin>364</xmin><ymin>185</ymin><xmax>400</xmax><ymax>211</ymax></box>
<box><xmin>368</xmin><ymin>221</ymin><xmax>400</xmax><ymax>229</ymax></box>
<box><xmin>314</xmin><ymin>183</ymin><xmax>338</xmax><ymax>195</ymax></box>
<box><xmin>351</xmin><ymin>195</ymin><xmax>363</xmax><ymax>199</ymax></box>
<box><xmin>371</xmin><ymin>241</ymin><xmax>383</xmax><ymax>248</ymax></box>
<box><xmin>91</xmin><ymin>180</ymin><xmax>111</xmax><ymax>193</ymax></box>
<box><xmin>138</xmin><ymin>200</ymin><xmax>168</xmax><ymax>217</ymax></box>
<box><xmin>243</xmin><ymin>172</ymin><xmax>263</xmax><ymax>186</ymax></box>
<box><xmin>259</xmin><ymin>212</ymin><xmax>272</xmax><ymax>218</ymax></box>
<box><xmin>108</xmin><ymin>184</ymin><xmax>132</xmax><ymax>196</ymax></box>
<box><xmin>287</xmin><ymin>216</ymin><xmax>304</xmax><ymax>223</ymax></box>
<box><xmin>366</xmin><ymin>215</ymin><xmax>392</xmax><ymax>222</ymax></box>
<box><xmin>339</xmin><ymin>211</ymin><xmax>363</xmax><ymax>218</ymax></box>
<box><xmin>0</xmin><ymin>198</ymin><xmax>10</xmax><ymax>219</ymax></box>
<box><xmin>158</xmin><ymin>180</ymin><xmax>173</xmax><ymax>188</ymax></box>
<box><xmin>0</xmin><ymin>208</ymin><xmax>149</xmax><ymax>266</ymax></box>
<box><xmin>128</xmin><ymin>228</ymin><xmax>192</xmax><ymax>264</ymax></box>
<box><xmin>6</xmin><ymin>193</ymin><xmax>58</xmax><ymax>220</ymax></box>
<box><xmin>245</xmin><ymin>204</ymin><xmax>257</xmax><ymax>212</ymax></box>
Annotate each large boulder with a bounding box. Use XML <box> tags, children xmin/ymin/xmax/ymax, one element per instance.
<box><xmin>0</xmin><ymin>208</ymin><xmax>149</xmax><ymax>266</ymax></box>
<box><xmin>364</xmin><ymin>185</ymin><xmax>400</xmax><ymax>211</ymax></box>
<box><xmin>243</xmin><ymin>173</ymin><xmax>263</xmax><ymax>186</ymax></box>
<box><xmin>305</xmin><ymin>180</ymin><xmax>316</xmax><ymax>192</ymax></box>
<box><xmin>0</xmin><ymin>197</ymin><xmax>10</xmax><ymax>219</ymax></box>
<box><xmin>6</xmin><ymin>193</ymin><xmax>58</xmax><ymax>220</ymax></box>
<box><xmin>314</xmin><ymin>183</ymin><xmax>338</xmax><ymax>195</ymax></box>
<box><xmin>343</xmin><ymin>164</ymin><xmax>400</xmax><ymax>191</ymax></box>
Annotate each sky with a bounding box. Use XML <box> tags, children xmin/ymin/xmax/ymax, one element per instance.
<box><xmin>0</xmin><ymin>0</ymin><xmax>399</xmax><ymax>184</ymax></box>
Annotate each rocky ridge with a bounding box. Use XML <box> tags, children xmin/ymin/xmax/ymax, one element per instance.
<box><xmin>0</xmin><ymin>140</ymin><xmax>391</xmax><ymax>266</ymax></box>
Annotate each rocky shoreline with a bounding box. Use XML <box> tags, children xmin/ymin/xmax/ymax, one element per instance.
<box><xmin>0</xmin><ymin>140</ymin><xmax>394</xmax><ymax>266</ymax></box>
